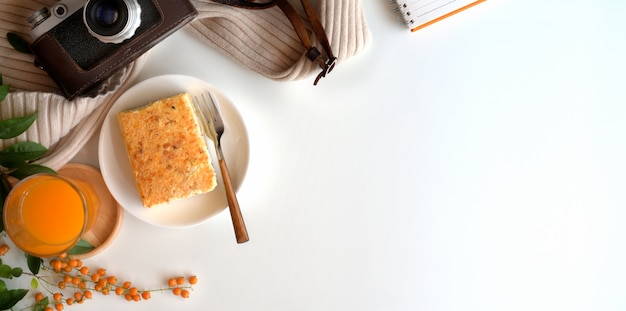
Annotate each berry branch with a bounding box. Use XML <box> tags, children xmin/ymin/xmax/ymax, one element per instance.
<box><xmin>1</xmin><ymin>245</ymin><xmax>198</xmax><ymax>311</ymax></box>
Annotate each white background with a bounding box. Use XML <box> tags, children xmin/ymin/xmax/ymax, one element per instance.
<box><xmin>7</xmin><ymin>0</ymin><xmax>626</xmax><ymax>310</ymax></box>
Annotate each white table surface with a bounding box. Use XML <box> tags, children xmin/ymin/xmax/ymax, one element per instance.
<box><xmin>11</xmin><ymin>1</ymin><xmax>626</xmax><ymax>310</ymax></box>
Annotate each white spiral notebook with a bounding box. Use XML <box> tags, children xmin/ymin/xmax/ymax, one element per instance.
<box><xmin>391</xmin><ymin>0</ymin><xmax>485</xmax><ymax>32</ymax></box>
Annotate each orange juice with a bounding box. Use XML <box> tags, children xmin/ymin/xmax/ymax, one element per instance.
<box><xmin>3</xmin><ymin>174</ymin><xmax>92</xmax><ymax>257</ymax></box>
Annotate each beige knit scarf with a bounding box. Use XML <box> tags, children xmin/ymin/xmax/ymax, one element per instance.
<box><xmin>0</xmin><ymin>0</ymin><xmax>370</xmax><ymax>170</ymax></box>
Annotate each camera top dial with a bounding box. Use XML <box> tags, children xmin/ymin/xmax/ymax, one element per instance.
<box><xmin>27</xmin><ymin>8</ymin><xmax>50</xmax><ymax>28</ymax></box>
<box><xmin>28</xmin><ymin>0</ymin><xmax>85</xmax><ymax>40</ymax></box>
<box><xmin>84</xmin><ymin>0</ymin><xmax>142</xmax><ymax>44</ymax></box>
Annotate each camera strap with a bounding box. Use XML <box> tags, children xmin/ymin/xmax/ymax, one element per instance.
<box><xmin>209</xmin><ymin>0</ymin><xmax>336</xmax><ymax>85</ymax></box>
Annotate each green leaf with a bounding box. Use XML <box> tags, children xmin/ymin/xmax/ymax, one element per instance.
<box><xmin>0</xmin><ymin>154</ymin><xmax>26</xmax><ymax>168</ymax></box>
<box><xmin>0</xmin><ymin>279</ymin><xmax>6</xmax><ymax>291</ymax></box>
<box><xmin>10</xmin><ymin>164</ymin><xmax>57</xmax><ymax>180</ymax></box>
<box><xmin>0</xmin><ymin>113</ymin><xmax>38</xmax><ymax>139</ymax></box>
<box><xmin>7</xmin><ymin>32</ymin><xmax>32</xmax><ymax>54</ymax></box>
<box><xmin>0</xmin><ymin>142</ymin><xmax>48</xmax><ymax>167</ymax></box>
<box><xmin>0</xmin><ymin>288</ymin><xmax>28</xmax><ymax>310</ymax></box>
<box><xmin>67</xmin><ymin>239</ymin><xmax>94</xmax><ymax>255</ymax></box>
<box><xmin>26</xmin><ymin>255</ymin><xmax>42</xmax><ymax>275</ymax></box>
<box><xmin>0</xmin><ymin>84</ymin><xmax>8</xmax><ymax>102</ymax></box>
<box><xmin>31</xmin><ymin>277</ymin><xmax>38</xmax><ymax>289</ymax></box>
<box><xmin>0</xmin><ymin>141</ymin><xmax>48</xmax><ymax>160</ymax></box>
<box><xmin>0</xmin><ymin>73</ymin><xmax>3</xmax><ymax>85</ymax></box>
<box><xmin>0</xmin><ymin>264</ymin><xmax>13</xmax><ymax>278</ymax></box>
<box><xmin>34</xmin><ymin>296</ymin><xmax>49</xmax><ymax>311</ymax></box>
<box><xmin>10</xmin><ymin>267</ymin><xmax>22</xmax><ymax>278</ymax></box>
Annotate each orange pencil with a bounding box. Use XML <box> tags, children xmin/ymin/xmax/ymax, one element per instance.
<box><xmin>393</xmin><ymin>0</ymin><xmax>486</xmax><ymax>32</ymax></box>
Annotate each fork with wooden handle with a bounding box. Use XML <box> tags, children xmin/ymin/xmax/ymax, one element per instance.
<box><xmin>196</xmin><ymin>91</ymin><xmax>249</xmax><ymax>243</ymax></box>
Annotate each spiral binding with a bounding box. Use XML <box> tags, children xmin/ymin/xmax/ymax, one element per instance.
<box><xmin>389</xmin><ymin>0</ymin><xmax>416</xmax><ymax>27</ymax></box>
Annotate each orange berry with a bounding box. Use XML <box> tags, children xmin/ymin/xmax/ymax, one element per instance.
<box><xmin>53</xmin><ymin>293</ymin><xmax>62</xmax><ymax>302</ymax></box>
<box><xmin>172</xmin><ymin>287</ymin><xmax>182</xmax><ymax>296</ymax></box>
<box><xmin>123</xmin><ymin>281</ymin><xmax>132</xmax><ymax>289</ymax></box>
<box><xmin>125</xmin><ymin>293</ymin><xmax>133</xmax><ymax>301</ymax></box>
<box><xmin>63</xmin><ymin>265</ymin><xmax>72</xmax><ymax>273</ymax></box>
<box><xmin>51</xmin><ymin>260</ymin><xmax>62</xmax><ymax>271</ymax></box>
<box><xmin>188</xmin><ymin>275</ymin><xmax>198</xmax><ymax>285</ymax></box>
<box><xmin>96</xmin><ymin>268</ymin><xmax>106</xmax><ymax>276</ymax></box>
<box><xmin>181</xmin><ymin>289</ymin><xmax>190</xmax><ymax>298</ymax></box>
<box><xmin>84</xmin><ymin>290</ymin><xmax>93</xmax><ymax>299</ymax></box>
<box><xmin>68</xmin><ymin>259</ymin><xmax>78</xmax><ymax>268</ymax></box>
<box><xmin>132</xmin><ymin>294</ymin><xmax>141</xmax><ymax>301</ymax></box>
<box><xmin>107</xmin><ymin>276</ymin><xmax>117</xmax><ymax>284</ymax></box>
<box><xmin>57</xmin><ymin>281</ymin><xmax>66</xmax><ymax>289</ymax></box>
<box><xmin>66</xmin><ymin>298</ymin><xmax>74</xmax><ymax>305</ymax></box>
<box><xmin>55</xmin><ymin>303</ymin><xmax>64</xmax><ymax>311</ymax></box>
<box><xmin>0</xmin><ymin>244</ymin><xmax>9</xmax><ymax>256</ymax></box>
<box><xmin>176</xmin><ymin>276</ymin><xmax>185</xmax><ymax>285</ymax></box>
<box><xmin>35</xmin><ymin>292</ymin><xmax>45</xmax><ymax>302</ymax></box>
<box><xmin>58</xmin><ymin>253</ymin><xmax>67</xmax><ymax>259</ymax></box>
<box><xmin>62</xmin><ymin>274</ymin><xmax>71</xmax><ymax>283</ymax></box>
<box><xmin>75</xmin><ymin>260</ymin><xmax>83</xmax><ymax>268</ymax></box>
<box><xmin>167</xmin><ymin>278</ymin><xmax>177</xmax><ymax>287</ymax></box>
<box><xmin>71</xmin><ymin>277</ymin><xmax>80</xmax><ymax>285</ymax></box>
<box><xmin>94</xmin><ymin>283</ymin><xmax>104</xmax><ymax>292</ymax></box>
<box><xmin>128</xmin><ymin>287</ymin><xmax>138</xmax><ymax>295</ymax></box>
<box><xmin>45</xmin><ymin>307</ymin><xmax>54</xmax><ymax>311</ymax></box>
<box><xmin>91</xmin><ymin>273</ymin><xmax>100</xmax><ymax>282</ymax></box>
<box><xmin>79</xmin><ymin>266</ymin><xmax>89</xmax><ymax>275</ymax></box>
<box><xmin>141</xmin><ymin>291</ymin><xmax>151</xmax><ymax>300</ymax></box>
<box><xmin>78</xmin><ymin>281</ymin><xmax>87</xmax><ymax>289</ymax></box>
<box><xmin>74</xmin><ymin>292</ymin><xmax>83</xmax><ymax>301</ymax></box>
<box><xmin>115</xmin><ymin>287</ymin><xmax>125</xmax><ymax>296</ymax></box>
<box><xmin>102</xmin><ymin>288</ymin><xmax>110</xmax><ymax>295</ymax></box>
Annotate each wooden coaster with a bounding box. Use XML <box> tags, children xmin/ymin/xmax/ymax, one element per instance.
<box><xmin>58</xmin><ymin>163</ymin><xmax>123</xmax><ymax>259</ymax></box>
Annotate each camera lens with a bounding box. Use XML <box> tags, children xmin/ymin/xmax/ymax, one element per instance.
<box><xmin>84</xmin><ymin>0</ymin><xmax>141</xmax><ymax>44</ymax></box>
<box><xmin>90</xmin><ymin>1</ymin><xmax>125</xmax><ymax>32</ymax></box>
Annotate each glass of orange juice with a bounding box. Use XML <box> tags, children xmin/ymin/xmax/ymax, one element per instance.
<box><xmin>3</xmin><ymin>174</ymin><xmax>99</xmax><ymax>258</ymax></box>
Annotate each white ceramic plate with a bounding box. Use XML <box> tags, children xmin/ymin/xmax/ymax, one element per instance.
<box><xmin>98</xmin><ymin>74</ymin><xmax>249</xmax><ymax>228</ymax></box>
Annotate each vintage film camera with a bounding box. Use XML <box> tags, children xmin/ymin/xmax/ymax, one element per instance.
<box><xmin>28</xmin><ymin>0</ymin><xmax>197</xmax><ymax>99</ymax></box>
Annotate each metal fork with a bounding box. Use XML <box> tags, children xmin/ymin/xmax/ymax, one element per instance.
<box><xmin>194</xmin><ymin>91</ymin><xmax>249</xmax><ymax>243</ymax></box>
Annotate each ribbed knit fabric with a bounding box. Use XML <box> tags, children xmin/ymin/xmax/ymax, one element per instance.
<box><xmin>187</xmin><ymin>0</ymin><xmax>371</xmax><ymax>81</ymax></box>
<box><xmin>0</xmin><ymin>0</ymin><xmax>370</xmax><ymax>170</ymax></box>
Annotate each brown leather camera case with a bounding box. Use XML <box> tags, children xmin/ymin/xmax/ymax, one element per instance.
<box><xmin>30</xmin><ymin>0</ymin><xmax>197</xmax><ymax>99</ymax></box>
